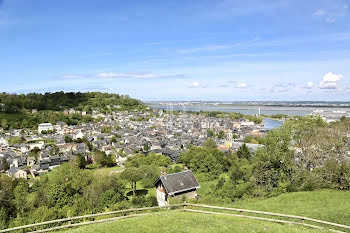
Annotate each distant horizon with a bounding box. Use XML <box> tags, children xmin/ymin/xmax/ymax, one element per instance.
<box><xmin>3</xmin><ymin>91</ymin><xmax>350</xmax><ymax>103</ymax></box>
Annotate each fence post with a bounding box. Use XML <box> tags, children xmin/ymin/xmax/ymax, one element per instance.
<box><xmin>184</xmin><ymin>201</ymin><xmax>186</xmax><ymax>210</ymax></box>
<box><xmin>302</xmin><ymin>214</ymin><xmax>305</xmax><ymax>224</ymax></box>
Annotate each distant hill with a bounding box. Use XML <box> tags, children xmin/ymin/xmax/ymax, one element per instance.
<box><xmin>0</xmin><ymin>92</ymin><xmax>147</xmax><ymax>113</ymax></box>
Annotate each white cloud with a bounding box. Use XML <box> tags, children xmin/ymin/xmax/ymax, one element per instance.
<box><xmin>319</xmin><ymin>82</ymin><xmax>338</xmax><ymax>89</ymax></box>
<box><xmin>319</xmin><ymin>72</ymin><xmax>344</xmax><ymax>89</ymax></box>
<box><xmin>325</xmin><ymin>17</ymin><xmax>336</xmax><ymax>23</ymax></box>
<box><xmin>270</xmin><ymin>83</ymin><xmax>296</xmax><ymax>92</ymax></box>
<box><xmin>56</xmin><ymin>72</ymin><xmax>187</xmax><ymax>80</ymax></box>
<box><xmin>312</xmin><ymin>4</ymin><xmax>347</xmax><ymax>24</ymax></box>
<box><xmin>190</xmin><ymin>82</ymin><xmax>201</xmax><ymax>88</ymax></box>
<box><xmin>58</xmin><ymin>74</ymin><xmax>84</xmax><ymax>79</ymax></box>
<box><xmin>178</xmin><ymin>45</ymin><xmax>232</xmax><ymax>54</ymax></box>
<box><xmin>96</xmin><ymin>72</ymin><xmax>159</xmax><ymax>79</ymax></box>
<box><xmin>307</xmin><ymin>81</ymin><xmax>314</xmax><ymax>88</ymax></box>
<box><xmin>237</xmin><ymin>83</ymin><xmax>248</xmax><ymax>88</ymax></box>
<box><xmin>322</xmin><ymin>72</ymin><xmax>343</xmax><ymax>82</ymax></box>
<box><xmin>313</xmin><ymin>9</ymin><xmax>326</xmax><ymax>16</ymax></box>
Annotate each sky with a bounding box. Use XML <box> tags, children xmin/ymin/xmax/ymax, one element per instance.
<box><xmin>0</xmin><ymin>0</ymin><xmax>350</xmax><ymax>101</ymax></box>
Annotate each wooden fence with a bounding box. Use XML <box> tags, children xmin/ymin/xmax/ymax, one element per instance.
<box><xmin>1</xmin><ymin>203</ymin><xmax>350</xmax><ymax>233</ymax></box>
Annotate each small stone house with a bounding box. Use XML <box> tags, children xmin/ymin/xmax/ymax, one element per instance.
<box><xmin>153</xmin><ymin>170</ymin><xmax>200</xmax><ymax>206</ymax></box>
<box><xmin>8</xmin><ymin>167</ymin><xmax>27</xmax><ymax>179</ymax></box>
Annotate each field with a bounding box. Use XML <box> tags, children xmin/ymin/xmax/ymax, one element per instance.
<box><xmin>58</xmin><ymin>211</ymin><xmax>331</xmax><ymax>233</ymax></box>
<box><xmin>0</xmin><ymin>112</ymin><xmax>25</xmax><ymax>122</ymax></box>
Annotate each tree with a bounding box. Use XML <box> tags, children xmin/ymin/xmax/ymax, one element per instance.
<box><xmin>98</xmin><ymin>189</ymin><xmax>124</xmax><ymax>209</ymax></box>
<box><xmin>74</xmin><ymin>154</ymin><xmax>86</xmax><ymax>169</ymax></box>
<box><xmin>179</xmin><ymin>141</ymin><xmax>225</xmax><ymax>179</ymax></box>
<box><xmin>64</xmin><ymin>136</ymin><xmax>73</xmax><ymax>143</ymax></box>
<box><xmin>101</xmin><ymin>126</ymin><xmax>112</xmax><ymax>134</ymax></box>
<box><xmin>207</xmin><ymin>129</ymin><xmax>214</xmax><ymax>137</ymax></box>
<box><xmin>9</xmin><ymin>137</ymin><xmax>22</xmax><ymax>147</ymax></box>
<box><xmin>1</xmin><ymin>158</ymin><xmax>9</xmax><ymax>171</ymax></box>
<box><xmin>236</xmin><ymin>144</ymin><xmax>251</xmax><ymax>160</ymax></box>
<box><xmin>143</xmin><ymin>143</ymin><xmax>151</xmax><ymax>152</ymax></box>
<box><xmin>203</xmin><ymin>138</ymin><xmax>217</xmax><ymax>149</ymax></box>
<box><xmin>49</xmin><ymin>145</ymin><xmax>59</xmax><ymax>156</ymax></box>
<box><xmin>48</xmin><ymin>162</ymin><xmax>92</xmax><ymax>208</ymax></box>
<box><xmin>94</xmin><ymin>150</ymin><xmax>114</xmax><ymax>167</ymax></box>
<box><xmin>121</xmin><ymin>167</ymin><xmax>143</xmax><ymax>197</ymax></box>
<box><xmin>140</xmin><ymin>165</ymin><xmax>160</xmax><ymax>188</ymax></box>
<box><xmin>14</xmin><ymin>180</ymin><xmax>29</xmax><ymax>214</ymax></box>
<box><xmin>217</xmin><ymin>130</ymin><xmax>225</xmax><ymax>139</ymax></box>
<box><xmin>1</xmin><ymin>119</ymin><xmax>9</xmax><ymax>130</ymax></box>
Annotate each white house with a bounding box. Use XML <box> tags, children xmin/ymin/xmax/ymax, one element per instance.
<box><xmin>38</xmin><ymin>123</ymin><xmax>53</xmax><ymax>133</ymax></box>
<box><xmin>241</xmin><ymin>121</ymin><xmax>255</xmax><ymax>127</ymax></box>
<box><xmin>28</xmin><ymin>141</ymin><xmax>45</xmax><ymax>150</ymax></box>
<box><xmin>74</xmin><ymin>131</ymin><xmax>85</xmax><ymax>140</ymax></box>
<box><xmin>0</xmin><ymin>136</ymin><xmax>9</xmax><ymax>148</ymax></box>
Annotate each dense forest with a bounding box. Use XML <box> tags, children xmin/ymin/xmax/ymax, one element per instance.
<box><xmin>0</xmin><ymin>92</ymin><xmax>148</xmax><ymax>129</ymax></box>
<box><xmin>0</xmin><ymin>92</ymin><xmax>146</xmax><ymax>113</ymax></box>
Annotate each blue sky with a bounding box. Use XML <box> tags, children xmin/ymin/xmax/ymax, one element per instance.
<box><xmin>0</xmin><ymin>0</ymin><xmax>349</xmax><ymax>101</ymax></box>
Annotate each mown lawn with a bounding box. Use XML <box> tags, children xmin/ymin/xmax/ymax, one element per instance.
<box><xmin>230</xmin><ymin>190</ymin><xmax>350</xmax><ymax>226</ymax></box>
<box><xmin>194</xmin><ymin>188</ymin><xmax>350</xmax><ymax>226</ymax></box>
<box><xmin>124</xmin><ymin>181</ymin><xmax>156</xmax><ymax>198</ymax></box>
<box><xmin>59</xmin><ymin>211</ymin><xmax>331</xmax><ymax>233</ymax></box>
<box><xmin>86</xmin><ymin>165</ymin><xmax>124</xmax><ymax>177</ymax></box>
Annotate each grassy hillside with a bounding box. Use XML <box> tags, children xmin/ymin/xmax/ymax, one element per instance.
<box><xmin>196</xmin><ymin>186</ymin><xmax>350</xmax><ymax>226</ymax></box>
<box><xmin>231</xmin><ymin>190</ymin><xmax>350</xmax><ymax>226</ymax></box>
<box><xmin>59</xmin><ymin>211</ymin><xmax>331</xmax><ymax>233</ymax></box>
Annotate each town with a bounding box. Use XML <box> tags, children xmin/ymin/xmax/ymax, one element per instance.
<box><xmin>0</xmin><ymin>107</ymin><xmax>266</xmax><ymax>179</ymax></box>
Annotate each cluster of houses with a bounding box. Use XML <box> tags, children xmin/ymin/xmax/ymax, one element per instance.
<box><xmin>312</xmin><ymin>109</ymin><xmax>350</xmax><ymax>123</ymax></box>
<box><xmin>0</xmin><ymin>109</ymin><xmax>267</xmax><ymax>179</ymax></box>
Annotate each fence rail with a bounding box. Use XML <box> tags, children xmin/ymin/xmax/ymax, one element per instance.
<box><xmin>0</xmin><ymin>204</ymin><xmax>185</xmax><ymax>233</ymax></box>
<box><xmin>186</xmin><ymin>203</ymin><xmax>350</xmax><ymax>231</ymax></box>
<box><xmin>1</xmin><ymin>203</ymin><xmax>349</xmax><ymax>233</ymax></box>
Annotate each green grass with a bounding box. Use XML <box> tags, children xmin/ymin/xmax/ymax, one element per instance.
<box><xmin>86</xmin><ymin>165</ymin><xmax>124</xmax><ymax>177</ymax></box>
<box><xmin>58</xmin><ymin>211</ymin><xmax>331</xmax><ymax>233</ymax></box>
<box><xmin>26</xmin><ymin>139</ymin><xmax>57</xmax><ymax>144</ymax></box>
<box><xmin>124</xmin><ymin>181</ymin><xmax>156</xmax><ymax>198</ymax></box>
<box><xmin>0</xmin><ymin>112</ymin><xmax>25</xmax><ymax>122</ymax></box>
<box><xmin>230</xmin><ymin>190</ymin><xmax>350</xmax><ymax>226</ymax></box>
<box><xmin>195</xmin><ymin>189</ymin><xmax>350</xmax><ymax>226</ymax></box>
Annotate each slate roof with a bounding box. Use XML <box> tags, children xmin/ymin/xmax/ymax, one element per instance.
<box><xmin>8</xmin><ymin>167</ymin><xmax>19</xmax><ymax>176</ymax></box>
<box><xmin>153</xmin><ymin>170</ymin><xmax>200</xmax><ymax>196</ymax></box>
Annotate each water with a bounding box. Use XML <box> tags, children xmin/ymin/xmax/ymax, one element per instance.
<box><xmin>148</xmin><ymin>104</ymin><xmax>312</xmax><ymax>116</ymax></box>
<box><xmin>263</xmin><ymin>118</ymin><xmax>283</xmax><ymax>130</ymax></box>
